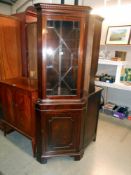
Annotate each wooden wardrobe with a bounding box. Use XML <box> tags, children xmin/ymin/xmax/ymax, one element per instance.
<box><xmin>0</xmin><ymin>14</ymin><xmax>22</xmax><ymax>130</ymax></box>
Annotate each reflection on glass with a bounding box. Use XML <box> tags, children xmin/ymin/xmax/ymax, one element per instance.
<box><xmin>46</xmin><ymin>20</ymin><xmax>80</xmax><ymax>96</ymax></box>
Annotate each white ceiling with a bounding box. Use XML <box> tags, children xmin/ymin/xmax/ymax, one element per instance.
<box><xmin>83</xmin><ymin>0</ymin><xmax>131</xmax><ymax>8</ymax></box>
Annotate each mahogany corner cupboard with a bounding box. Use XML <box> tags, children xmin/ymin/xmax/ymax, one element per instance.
<box><xmin>33</xmin><ymin>3</ymin><xmax>103</xmax><ymax>163</ymax></box>
<box><xmin>0</xmin><ymin>3</ymin><xmax>103</xmax><ymax>164</ymax></box>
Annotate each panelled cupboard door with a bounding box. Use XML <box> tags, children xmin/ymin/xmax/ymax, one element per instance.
<box><xmin>41</xmin><ymin>110</ymin><xmax>83</xmax><ymax>153</ymax></box>
<box><xmin>14</xmin><ymin>90</ymin><xmax>32</xmax><ymax>136</ymax></box>
<box><xmin>2</xmin><ymin>86</ymin><xmax>15</xmax><ymax>125</ymax></box>
<box><xmin>0</xmin><ymin>85</ymin><xmax>4</xmax><ymax>119</ymax></box>
<box><xmin>0</xmin><ymin>15</ymin><xmax>22</xmax><ymax>79</ymax></box>
<box><xmin>0</xmin><ymin>60</ymin><xmax>2</xmax><ymax>80</ymax></box>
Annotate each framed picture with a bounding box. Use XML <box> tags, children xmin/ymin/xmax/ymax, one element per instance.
<box><xmin>106</xmin><ymin>26</ymin><xmax>131</xmax><ymax>44</ymax></box>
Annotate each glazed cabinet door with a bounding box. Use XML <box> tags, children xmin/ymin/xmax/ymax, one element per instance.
<box><xmin>45</xmin><ymin>20</ymin><xmax>80</xmax><ymax>96</ymax></box>
<box><xmin>40</xmin><ymin>110</ymin><xmax>83</xmax><ymax>154</ymax></box>
<box><xmin>38</xmin><ymin>16</ymin><xmax>87</xmax><ymax>99</ymax></box>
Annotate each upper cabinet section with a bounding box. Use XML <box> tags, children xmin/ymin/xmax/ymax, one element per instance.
<box><xmin>45</xmin><ymin>20</ymin><xmax>80</xmax><ymax>96</ymax></box>
<box><xmin>34</xmin><ymin>3</ymin><xmax>91</xmax><ymax>99</ymax></box>
<box><xmin>0</xmin><ymin>15</ymin><xmax>22</xmax><ymax>80</ymax></box>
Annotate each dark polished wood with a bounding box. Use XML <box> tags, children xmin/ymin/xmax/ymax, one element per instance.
<box><xmin>84</xmin><ymin>87</ymin><xmax>102</xmax><ymax>147</ymax></box>
<box><xmin>87</xmin><ymin>15</ymin><xmax>103</xmax><ymax>93</ymax></box>
<box><xmin>0</xmin><ymin>77</ymin><xmax>38</xmax><ymax>156</ymax></box>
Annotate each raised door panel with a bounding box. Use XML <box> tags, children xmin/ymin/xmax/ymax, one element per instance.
<box><xmin>14</xmin><ymin>90</ymin><xmax>32</xmax><ymax>136</ymax></box>
<box><xmin>0</xmin><ymin>85</ymin><xmax>4</xmax><ymax>120</ymax></box>
<box><xmin>0</xmin><ymin>25</ymin><xmax>5</xmax><ymax>80</ymax></box>
<box><xmin>0</xmin><ymin>63</ymin><xmax>2</xmax><ymax>80</ymax></box>
<box><xmin>41</xmin><ymin>111</ymin><xmax>82</xmax><ymax>153</ymax></box>
<box><xmin>2</xmin><ymin>86</ymin><xmax>15</xmax><ymax>125</ymax></box>
<box><xmin>0</xmin><ymin>16</ymin><xmax>22</xmax><ymax>79</ymax></box>
<box><xmin>0</xmin><ymin>85</ymin><xmax>4</xmax><ymax>129</ymax></box>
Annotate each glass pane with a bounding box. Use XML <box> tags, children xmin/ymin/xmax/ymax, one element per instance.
<box><xmin>46</xmin><ymin>20</ymin><xmax>80</xmax><ymax>96</ymax></box>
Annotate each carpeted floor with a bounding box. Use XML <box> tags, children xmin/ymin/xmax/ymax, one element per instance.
<box><xmin>0</xmin><ymin>113</ymin><xmax>131</xmax><ymax>175</ymax></box>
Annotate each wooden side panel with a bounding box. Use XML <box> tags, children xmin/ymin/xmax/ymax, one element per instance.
<box><xmin>84</xmin><ymin>89</ymin><xmax>101</xmax><ymax>147</ymax></box>
<box><xmin>0</xmin><ymin>85</ymin><xmax>10</xmax><ymax>130</ymax></box>
<box><xmin>0</xmin><ymin>58</ymin><xmax>2</xmax><ymax>80</ymax></box>
<box><xmin>0</xmin><ymin>16</ymin><xmax>22</xmax><ymax>79</ymax></box>
<box><xmin>27</xmin><ymin>23</ymin><xmax>37</xmax><ymax>79</ymax></box>
<box><xmin>89</xmin><ymin>16</ymin><xmax>103</xmax><ymax>93</ymax></box>
<box><xmin>84</xmin><ymin>15</ymin><xmax>103</xmax><ymax>93</ymax></box>
<box><xmin>0</xmin><ymin>85</ymin><xmax>4</xmax><ymax>120</ymax></box>
<box><xmin>2</xmin><ymin>86</ymin><xmax>15</xmax><ymax>125</ymax></box>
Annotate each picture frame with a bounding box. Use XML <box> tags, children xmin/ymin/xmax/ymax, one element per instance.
<box><xmin>130</xmin><ymin>36</ymin><xmax>131</xmax><ymax>45</ymax></box>
<box><xmin>106</xmin><ymin>26</ymin><xmax>131</xmax><ymax>45</ymax></box>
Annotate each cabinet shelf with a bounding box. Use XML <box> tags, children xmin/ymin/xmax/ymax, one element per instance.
<box><xmin>100</xmin><ymin>44</ymin><xmax>131</xmax><ymax>47</ymax></box>
<box><xmin>98</xmin><ymin>59</ymin><xmax>127</xmax><ymax>66</ymax></box>
<box><xmin>98</xmin><ymin>59</ymin><xmax>127</xmax><ymax>84</ymax></box>
<box><xmin>95</xmin><ymin>81</ymin><xmax>131</xmax><ymax>91</ymax></box>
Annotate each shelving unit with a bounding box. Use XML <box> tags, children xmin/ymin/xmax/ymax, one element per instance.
<box><xmin>95</xmin><ymin>59</ymin><xmax>131</xmax><ymax>106</ymax></box>
<box><xmin>100</xmin><ymin>44</ymin><xmax>131</xmax><ymax>47</ymax></box>
<box><xmin>98</xmin><ymin>59</ymin><xmax>127</xmax><ymax>84</ymax></box>
<box><xmin>98</xmin><ymin>59</ymin><xmax>127</xmax><ymax>66</ymax></box>
<box><xmin>95</xmin><ymin>81</ymin><xmax>131</xmax><ymax>91</ymax></box>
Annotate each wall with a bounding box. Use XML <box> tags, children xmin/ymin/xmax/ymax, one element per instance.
<box><xmin>0</xmin><ymin>3</ymin><xmax>11</xmax><ymax>15</ymax></box>
<box><xmin>83</xmin><ymin>0</ymin><xmax>131</xmax><ymax>65</ymax></box>
<box><xmin>83</xmin><ymin>0</ymin><xmax>131</xmax><ymax>110</ymax></box>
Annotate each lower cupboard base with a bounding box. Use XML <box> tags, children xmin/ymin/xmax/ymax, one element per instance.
<box><xmin>37</xmin><ymin>151</ymin><xmax>84</xmax><ymax>164</ymax></box>
<box><xmin>35</xmin><ymin>88</ymin><xmax>102</xmax><ymax>164</ymax></box>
